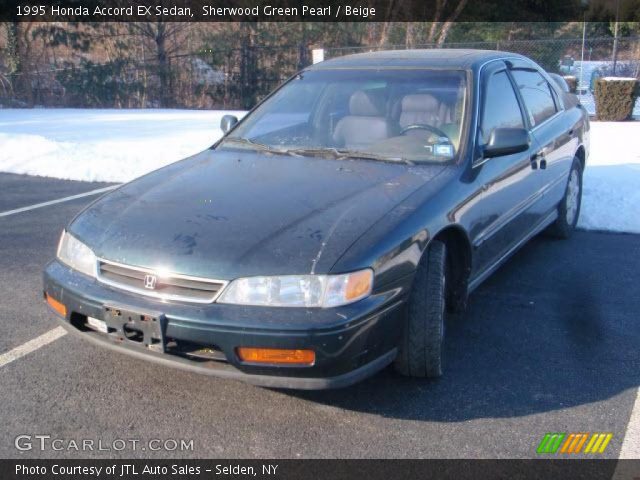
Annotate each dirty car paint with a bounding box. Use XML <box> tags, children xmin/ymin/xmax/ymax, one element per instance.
<box><xmin>69</xmin><ymin>149</ymin><xmax>446</xmax><ymax>280</ymax></box>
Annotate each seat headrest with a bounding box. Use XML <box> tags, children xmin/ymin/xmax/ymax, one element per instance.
<box><xmin>349</xmin><ymin>90</ymin><xmax>385</xmax><ymax>117</ymax></box>
<box><xmin>401</xmin><ymin>94</ymin><xmax>440</xmax><ymax>113</ymax></box>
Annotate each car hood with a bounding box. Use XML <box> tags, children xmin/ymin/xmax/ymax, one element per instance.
<box><xmin>69</xmin><ymin>147</ymin><xmax>446</xmax><ymax>279</ymax></box>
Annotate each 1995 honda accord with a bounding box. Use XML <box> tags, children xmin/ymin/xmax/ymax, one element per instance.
<box><xmin>44</xmin><ymin>50</ymin><xmax>589</xmax><ymax>389</ymax></box>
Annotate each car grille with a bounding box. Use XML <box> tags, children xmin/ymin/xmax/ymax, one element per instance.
<box><xmin>96</xmin><ymin>259</ymin><xmax>227</xmax><ymax>304</ymax></box>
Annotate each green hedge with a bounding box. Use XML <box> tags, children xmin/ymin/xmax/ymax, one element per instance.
<box><xmin>594</xmin><ymin>78</ymin><xmax>640</xmax><ymax>121</ymax></box>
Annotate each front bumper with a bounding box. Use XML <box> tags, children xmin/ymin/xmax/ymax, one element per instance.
<box><xmin>43</xmin><ymin>260</ymin><xmax>406</xmax><ymax>389</ymax></box>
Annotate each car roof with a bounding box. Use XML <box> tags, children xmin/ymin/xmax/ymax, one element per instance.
<box><xmin>307</xmin><ymin>49</ymin><xmax>529</xmax><ymax>71</ymax></box>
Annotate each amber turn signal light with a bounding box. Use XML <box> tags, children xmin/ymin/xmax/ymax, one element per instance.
<box><xmin>236</xmin><ymin>347</ymin><xmax>315</xmax><ymax>366</ymax></box>
<box><xmin>344</xmin><ymin>269</ymin><xmax>373</xmax><ymax>301</ymax></box>
<box><xmin>45</xmin><ymin>293</ymin><xmax>67</xmax><ymax>317</ymax></box>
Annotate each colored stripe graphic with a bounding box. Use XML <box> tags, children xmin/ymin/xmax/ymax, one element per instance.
<box><xmin>537</xmin><ymin>434</ymin><xmax>553</xmax><ymax>454</ymax></box>
<box><xmin>573</xmin><ymin>433</ymin><xmax>589</xmax><ymax>453</ymax></box>
<box><xmin>539</xmin><ymin>433</ymin><xmax>613</xmax><ymax>454</ymax></box>
<box><xmin>560</xmin><ymin>434</ymin><xmax>576</xmax><ymax>453</ymax></box>
<box><xmin>537</xmin><ymin>433</ymin><xmax>566</xmax><ymax>453</ymax></box>
<box><xmin>591</xmin><ymin>434</ymin><xmax>606</xmax><ymax>453</ymax></box>
<box><xmin>560</xmin><ymin>433</ymin><xmax>589</xmax><ymax>454</ymax></box>
<box><xmin>585</xmin><ymin>433</ymin><xmax>613</xmax><ymax>454</ymax></box>
<box><xmin>598</xmin><ymin>434</ymin><xmax>613</xmax><ymax>453</ymax></box>
<box><xmin>550</xmin><ymin>434</ymin><xmax>566</xmax><ymax>453</ymax></box>
<box><xmin>584</xmin><ymin>434</ymin><xmax>599</xmax><ymax>453</ymax></box>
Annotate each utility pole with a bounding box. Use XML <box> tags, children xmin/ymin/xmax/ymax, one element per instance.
<box><xmin>580</xmin><ymin>16</ymin><xmax>586</xmax><ymax>93</ymax></box>
<box><xmin>612</xmin><ymin>0</ymin><xmax>620</xmax><ymax>75</ymax></box>
<box><xmin>579</xmin><ymin>0</ymin><xmax>589</xmax><ymax>95</ymax></box>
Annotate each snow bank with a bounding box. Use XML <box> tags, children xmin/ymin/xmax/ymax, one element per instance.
<box><xmin>578</xmin><ymin>121</ymin><xmax>640</xmax><ymax>233</ymax></box>
<box><xmin>0</xmin><ymin>109</ymin><xmax>639</xmax><ymax>233</ymax></box>
<box><xmin>0</xmin><ymin>109</ymin><xmax>244</xmax><ymax>183</ymax></box>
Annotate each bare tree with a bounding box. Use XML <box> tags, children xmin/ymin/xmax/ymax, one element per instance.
<box><xmin>418</xmin><ymin>0</ymin><xmax>470</xmax><ymax>46</ymax></box>
<box><xmin>427</xmin><ymin>0</ymin><xmax>446</xmax><ymax>43</ymax></box>
<box><xmin>127</xmin><ymin>22</ymin><xmax>190</xmax><ymax>107</ymax></box>
<box><xmin>5</xmin><ymin>22</ymin><xmax>37</xmax><ymax>103</ymax></box>
<box><xmin>436</xmin><ymin>0</ymin><xmax>469</xmax><ymax>45</ymax></box>
<box><xmin>378</xmin><ymin>0</ymin><xmax>401</xmax><ymax>46</ymax></box>
<box><xmin>405</xmin><ymin>23</ymin><xmax>415</xmax><ymax>48</ymax></box>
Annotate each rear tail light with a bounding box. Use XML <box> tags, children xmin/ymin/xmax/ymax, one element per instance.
<box><xmin>236</xmin><ymin>347</ymin><xmax>315</xmax><ymax>366</ymax></box>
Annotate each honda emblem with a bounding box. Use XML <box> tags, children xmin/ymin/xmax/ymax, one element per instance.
<box><xmin>144</xmin><ymin>274</ymin><xmax>157</xmax><ymax>290</ymax></box>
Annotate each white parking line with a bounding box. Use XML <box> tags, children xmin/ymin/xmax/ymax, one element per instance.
<box><xmin>0</xmin><ymin>185</ymin><xmax>119</xmax><ymax>218</ymax></box>
<box><xmin>0</xmin><ymin>327</ymin><xmax>67</xmax><ymax>369</ymax></box>
<box><xmin>619</xmin><ymin>387</ymin><xmax>640</xmax><ymax>458</ymax></box>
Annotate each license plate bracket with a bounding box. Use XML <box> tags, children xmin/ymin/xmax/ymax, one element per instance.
<box><xmin>103</xmin><ymin>306</ymin><xmax>167</xmax><ymax>353</ymax></box>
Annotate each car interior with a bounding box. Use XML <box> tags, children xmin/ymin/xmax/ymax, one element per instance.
<box><xmin>231</xmin><ymin>71</ymin><xmax>467</xmax><ymax>162</ymax></box>
<box><xmin>328</xmin><ymin>83</ymin><xmax>465</xmax><ymax>155</ymax></box>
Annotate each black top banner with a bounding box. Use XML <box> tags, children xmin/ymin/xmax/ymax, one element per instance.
<box><xmin>0</xmin><ymin>0</ymin><xmax>637</xmax><ymax>22</ymax></box>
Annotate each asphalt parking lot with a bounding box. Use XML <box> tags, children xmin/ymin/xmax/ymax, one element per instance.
<box><xmin>0</xmin><ymin>171</ymin><xmax>639</xmax><ymax>459</ymax></box>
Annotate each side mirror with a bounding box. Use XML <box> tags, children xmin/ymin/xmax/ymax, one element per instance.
<box><xmin>220</xmin><ymin>115</ymin><xmax>239</xmax><ymax>134</ymax></box>
<box><xmin>483</xmin><ymin>128</ymin><xmax>530</xmax><ymax>158</ymax></box>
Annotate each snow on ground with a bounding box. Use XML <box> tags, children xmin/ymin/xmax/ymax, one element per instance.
<box><xmin>0</xmin><ymin>109</ymin><xmax>639</xmax><ymax>234</ymax></box>
<box><xmin>579</xmin><ymin>121</ymin><xmax>640</xmax><ymax>233</ymax></box>
<box><xmin>0</xmin><ymin>109</ymin><xmax>245</xmax><ymax>183</ymax></box>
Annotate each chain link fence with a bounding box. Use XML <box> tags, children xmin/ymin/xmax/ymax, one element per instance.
<box><xmin>1</xmin><ymin>43</ymin><xmax>307</xmax><ymax>109</ymax></box>
<box><xmin>2</xmin><ymin>36</ymin><xmax>639</xmax><ymax>114</ymax></box>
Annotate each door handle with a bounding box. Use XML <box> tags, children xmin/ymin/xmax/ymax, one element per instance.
<box><xmin>531</xmin><ymin>152</ymin><xmax>547</xmax><ymax>170</ymax></box>
<box><xmin>530</xmin><ymin>152</ymin><xmax>540</xmax><ymax>170</ymax></box>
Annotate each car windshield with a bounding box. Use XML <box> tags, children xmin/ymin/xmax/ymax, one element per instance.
<box><xmin>222</xmin><ymin>68</ymin><xmax>468</xmax><ymax>163</ymax></box>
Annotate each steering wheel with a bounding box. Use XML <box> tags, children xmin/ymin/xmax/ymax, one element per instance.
<box><xmin>400</xmin><ymin>123</ymin><xmax>450</xmax><ymax>142</ymax></box>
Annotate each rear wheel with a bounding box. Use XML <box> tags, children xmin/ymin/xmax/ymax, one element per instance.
<box><xmin>395</xmin><ymin>240</ymin><xmax>446</xmax><ymax>378</ymax></box>
<box><xmin>547</xmin><ymin>157</ymin><xmax>583</xmax><ymax>238</ymax></box>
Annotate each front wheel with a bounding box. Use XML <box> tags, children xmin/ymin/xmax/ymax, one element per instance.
<box><xmin>394</xmin><ymin>240</ymin><xmax>446</xmax><ymax>378</ymax></box>
<box><xmin>547</xmin><ymin>157</ymin><xmax>583</xmax><ymax>239</ymax></box>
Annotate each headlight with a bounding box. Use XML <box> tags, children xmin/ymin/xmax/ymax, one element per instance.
<box><xmin>57</xmin><ymin>231</ymin><xmax>97</xmax><ymax>278</ymax></box>
<box><xmin>218</xmin><ymin>269</ymin><xmax>373</xmax><ymax>308</ymax></box>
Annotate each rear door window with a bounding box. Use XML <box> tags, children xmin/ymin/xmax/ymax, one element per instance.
<box><xmin>511</xmin><ymin>69</ymin><xmax>558</xmax><ymax>127</ymax></box>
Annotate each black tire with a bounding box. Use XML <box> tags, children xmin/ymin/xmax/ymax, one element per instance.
<box><xmin>394</xmin><ymin>240</ymin><xmax>446</xmax><ymax>378</ymax></box>
<box><xmin>547</xmin><ymin>157</ymin><xmax>583</xmax><ymax>239</ymax></box>
<box><xmin>445</xmin><ymin>257</ymin><xmax>468</xmax><ymax>315</ymax></box>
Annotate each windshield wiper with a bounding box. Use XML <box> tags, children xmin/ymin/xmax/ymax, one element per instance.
<box><xmin>334</xmin><ymin>148</ymin><xmax>413</xmax><ymax>165</ymax></box>
<box><xmin>222</xmin><ymin>141</ymin><xmax>413</xmax><ymax>165</ymax></box>
<box><xmin>221</xmin><ymin>137</ymin><xmax>284</xmax><ymax>154</ymax></box>
<box><xmin>286</xmin><ymin>147</ymin><xmax>412</xmax><ymax>165</ymax></box>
